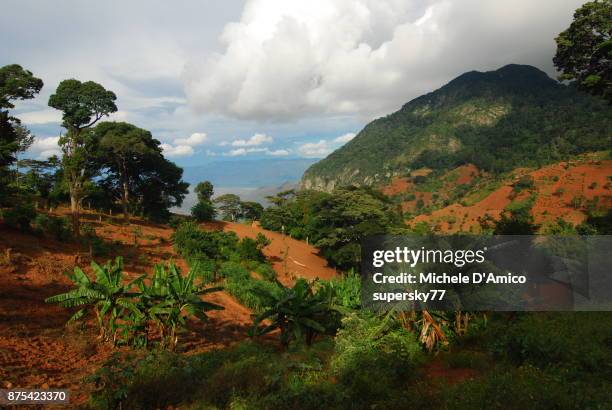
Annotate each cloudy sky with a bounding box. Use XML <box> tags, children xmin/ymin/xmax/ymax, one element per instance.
<box><xmin>1</xmin><ymin>0</ymin><xmax>585</xmax><ymax>166</ymax></box>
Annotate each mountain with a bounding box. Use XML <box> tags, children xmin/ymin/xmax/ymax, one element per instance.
<box><xmin>301</xmin><ymin>64</ymin><xmax>611</xmax><ymax>191</ymax></box>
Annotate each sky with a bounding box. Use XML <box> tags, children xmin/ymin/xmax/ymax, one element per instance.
<box><xmin>1</xmin><ymin>0</ymin><xmax>586</xmax><ymax>166</ymax></box>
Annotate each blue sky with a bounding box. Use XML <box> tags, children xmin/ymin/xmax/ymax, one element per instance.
<box><xmin>1</xmin><ymin>0</ymin><xmax>585</xmax><ymax>167</ymax></box>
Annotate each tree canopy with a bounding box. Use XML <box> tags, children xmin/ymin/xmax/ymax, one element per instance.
<box><xmin>49</xmin><ymin>79</ymin><xmax>117</xmax><ymax>131</ymax></box>
<box><xmin>554</xmin><ymin>0</ymin><xmax>612</xmax><ymax>102</ymax></box>
<box><xmin>90</xmin><ymin>121</ymin><xmax>189</xmax><ymax>223</ymax></box>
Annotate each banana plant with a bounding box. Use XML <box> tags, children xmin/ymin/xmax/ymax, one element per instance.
<box><xmin>45</xmin><ymin>257</ymin><xmax>143</xmax><ymax>344</ymax></box>
<box><xmin>251</xmin><ymin>278</ymin><xmax>343</xmax><ymax>347</ymax></box>
<box><xmin>137</xmin><ymin>261</ymin><xmax>224</xmax><ymax>350</ymax></box>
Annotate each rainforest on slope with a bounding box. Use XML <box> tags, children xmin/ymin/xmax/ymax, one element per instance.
<box><xmin>302</xmin><ymin>64</ymin><xmax>611</xmax><ymax>191</ymax></box>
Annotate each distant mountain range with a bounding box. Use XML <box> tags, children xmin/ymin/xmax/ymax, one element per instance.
<box><xmin>301</xmin><ymin>64</ymin><xmax>611</xmax><ymax>191</ymax></box>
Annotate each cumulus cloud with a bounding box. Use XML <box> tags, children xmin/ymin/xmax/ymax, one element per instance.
<box><xmin>28</xmin><ymin>136</ymin><xmax>62</xmax><ymax>159</ymax></box>
<box><xmin>160</xmin><ymin>143</ymin><xmax>194</xmax><ymax>157</ymax></box>
<box><xmin>183</xmin><ymin>0</ymin><xmax>583</xmax><ymax>121</ymax></box>
<box><xmin>224</xmin><ymin>147</ymin><xmax>290</xmax><ymax>157</ymax></box>
<box><xmin>298</xmin><ymin>131</ymin><xmax>356</xmax><ymax>157</ymax></box>
<box><xmin>161</xmin><ymin>132</ymin><xmax>208</xmax><ymax>157</ymax></box>
<box><xmin>17</xmin><ymin>110</ymin><xmax>62</xmax><ymax>125</ymax></box>
<box><xmin>231</xmin><ymin>133</ymin><xmax>273</xmax><ymax>147</ymax></box>
<box><xmin>298</xmin><ymin>140</ymin><xmax>331</xmax><ymax>158</ymax></box>
<box><xmin>334</xmin><ymin>132</ymin><xmax>356</xmax><ymax>143</ymax></box>
<box><xmin>174</xmin><ymin>132</ymin><xmax>207</xmax><ymax>145</ymax></box>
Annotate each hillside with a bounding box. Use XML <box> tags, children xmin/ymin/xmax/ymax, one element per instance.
<box><xmin>393</xmin><ymin>154</ymin><xmax>612</xmax><ymax>233</ymax></box>
<box><xmin>0</xmin><ymin>210</ymin><xmax>335</xmax><ymax>404</ymax></box>
<box><xmin>301</xmin><ymin>64</ymin><xmax>611</xmax><ymax>191</ymax></box>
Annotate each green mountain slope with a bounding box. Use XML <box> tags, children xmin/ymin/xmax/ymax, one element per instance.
<box><xmin>301</xmin><ymin>64</ymin><xmax>611</xmax><ymax>191</ymax></box>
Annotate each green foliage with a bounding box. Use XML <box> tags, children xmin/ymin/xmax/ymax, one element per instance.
<box><xmin>214</xmin><ymin>193</ymin><xmax>242</xmax><ymax>221</ymax></box>
<box><xmin>46</xmin><ymin>257</ymin><xmax>223</xmax><ymax>349</ymax></box>
<box><xmin>321</xmin><ymin>270</ymin><xmax>361</xmax><ymax>309</ymax></box>
<box><xmin>251</xmin><ymin>278</ymin><xmax>343</xmax><ymax>346</ymax></box>
<box><xmin>194</xmin><ymin>180</ymin><xmax>214</xmax><ymax>202</ymax></box>
<box><xmin>33</xmin><ymin>213</ymin><xmax>71</xmax><ymax>240</ymax></box>
<box><xmin>241</xmin><ymin>200</ymin><xmax>264</xmax><ymax>220</ymax></box>
<box><xmin>1</xmin><ymin>64</ymin><xmax>42</xmax><ymax>197</ymax></box>
<box><xmin>491</xmin><ymin>312</ymin><xmax>612</xmax><ymax>374</ymax></box>
<box><xmin>2</xmin><ymin>202</ymin><xmax>36</xmax><ymax>230</ymax></box>
<box><xmin>554</xmin><ymin>0</ymin><xmax>612</xmax><ymax>102</ymax></box>
<box><xmin>135</xmin><ymin>261</ymin><xmax>223</xmax><ymax>349</ymax></box>
<box><xmin>45</xmin><ymin>257</ymin><xmax>141</xmax><ymax>344</ymax></box>
<box><xmin>577</xmin><ymin>209</ymin><xmax>612</xmax><ymax>233</ymax></box>
<box><xmin>303</xmin><ymin>64</ymin><xmax>611</xmax><ymax>187</ymax></box>
<box><xmin>261</xmin><ymin>187</ymin><xmax>401</xmax><ymax>270</ymax></box>
<box><xmin>87</xmin><ymin>121</ymin><xmax>188</xmax><ymax>223</ymax></box>
<box><xmin>190</xmin><ymin>200</ymin><xmax>215</xmax><ymax>222</ymax></box>
<box><xmin>172</xmin><ymin>221</ymin><xmax>238</xmax><ymax>261</ymax></box>
<box><xmin>331</xmin><ymin>312</ymin><xmax>424</xmax><ymax>402</ymax></box>
<box><xmin>512</xmin><ymin>175</ymin><xmax>535</xmax><ymax>193</ymax></box>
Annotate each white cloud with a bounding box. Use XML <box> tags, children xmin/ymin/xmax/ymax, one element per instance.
<box><xmin>298</xmin><ymin>140</ymin><xmax>331</xmax><ymax>158</ymax></box>
<box><xmin>28</xmin><ymin>136</ymin><xmax>62</xmax><ymax>159</ymax></box>
<box><xmin>223</xmin><ymin>146</ymin><xmax>290</xmax><ymax>156</ymax></box>
<box><xmin>161</xmin><ymin>143</ymin><xmax>195</xmax><ymax>157</ymax></box>
<box><xmin>174</xmin><ymin>132</ymin><xmax>207</xmax><ymax>146</ymax></box>
<box><xmin>160</xmin><ymin>132</ymin><xmax>207</xmax><ymax>157</ymax></box>
<box><xmin>334</xmin><ymin>132</ymin><xmax>355</xmax><ymax>143</ymax></box>
<box><xmin>17</xmin><ymin>110</ymin><xmax>62</xmax><ymax>125</ymax></box>
<box><xmin>183</xmin><ymin>0</ymin><xmax>583</xmax><ymax>121</ymax></box>
<box><xmin>268</xmin><ymin>149</ymin><xmax>290</xmax><ymax>156</ymax></box>
<box><xmin>231</xmin><ymin>133</ymin><xmax>273</xmax><ymax>147</ymax></box>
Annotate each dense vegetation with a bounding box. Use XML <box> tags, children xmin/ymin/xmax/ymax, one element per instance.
<box><xmin>302</xmin><ymin>64</ymin><xmax>612</xmax><ymax>190</ymax></box>
<box><xmin>260</xmin><ymin>187</ymin><xmax>403</xmax><ymax>270</ymax></box>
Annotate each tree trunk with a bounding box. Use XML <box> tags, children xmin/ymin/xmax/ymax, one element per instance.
<box><xmin>121</xmin><ymin>160</ymin><xmax>130</xmax><ymax>224</ymax></box>
<box><xmin>122</xmin><ymin>179</ymin><xmax>130</xmax><ymax>225</ymax></box>
<box><xmin>69</xmin><ymin>182</ymin><xmax>80</xmax><ymax>237</ymax></box>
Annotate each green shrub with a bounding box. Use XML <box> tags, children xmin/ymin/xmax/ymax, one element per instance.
<box><xmin>34</xmin><ymin>213</ymin><xmax>71</xmax><ymax>240</ymax></box>
<box><xmin>321</xmin><ymin>270</ymin><xmax>361</xmax><ymax>309</ymax></box>
<box><xmin>3</xmin><ymin>203</ymin><xmax>37</xmax><ymax>230</ymax></box>
<box><xmin>190</xmin><ymin>200</ymin><xmax>215</xmax><ymax>222</ymax></box>
<box><xmin>255</xmin><ymin>263</ymin><xmax>277</xmax><ymax>281</ymax></box>
<box><xmin>491</xmin><ymin>312</ymin><xmax>612</xmax><ymax>375</ymax></box>
<box><xmin>440</xmin><ymin>364</ymin><xmax>611</xmax><ymax>410</ymax></box>
<box><xmin>331</xmin><ymin>312</ymin><xmax>424</xmax><ymax>402</ymax></box>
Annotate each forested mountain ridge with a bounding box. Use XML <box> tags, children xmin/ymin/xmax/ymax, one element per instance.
<box><xmin>301</xmin><ymin>64</ymin><xmax>612</xmax><ymax>192</ymax></box>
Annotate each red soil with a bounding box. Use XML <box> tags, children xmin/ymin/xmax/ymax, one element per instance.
<box><xmin>0</xmin><ymin>210</ymin><xmax>337</xmax><ymax>404</ymax></box>
<box><xmin>409</xmin><ymin>159</ymin><xmax>612</xmax><ymax>232</ymax></box>
<box><xmin>220</xmin><ymin>221</ymin><xmax>338</xmax><ymax>286</ymax></box>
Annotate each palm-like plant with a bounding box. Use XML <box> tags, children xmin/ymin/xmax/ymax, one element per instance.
<box><xmin>251</xmin><ymin>278</ymin><xmax>342</xmax><ymax>346</ymax></box>
<box><xmin>45</xmin><ymin>257</ymin><xmax>142</xmax><ymax>344</ymax></box>
<box><xmin>137</xmin><ymin>261</ymin><xmax>224</xmax><ymax>350</ymax></box>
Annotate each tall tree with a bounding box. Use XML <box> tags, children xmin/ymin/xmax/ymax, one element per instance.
<box><xmin>214</xmin><ymin>193</ymin><xmax>242</xmax><ymax>221</ymax></box>
<box><xmin>0</xmin><ymin>64</ymin><xmax>42</xmax><ymax>201</ymax></box>
<box><xmin>241</xmin><ymin>201</ymin><xmax>264</xmax><ymax>221</ymax></box>
<box><xmin>191</xmin><ymin>181</ymin><xmax>216</xmax><ymax>222</ymax></box>
<box><xmin>554</xmin><ymin>0</ymin><xmax>612</xmax><ymax>102</ymax></box>
<box><xmin>194</xmin><ymin>181</ymin><xmax>214</xmax><ymax>202</ymax></box>
<box><xmin>91</xmin><ymin>122</ymin><xmax>159</xmax><ymax>223</ymax></box>
<box><xmin>48</xmin><ymin>79</ymin><xmax>117</xmax><ymax>234</ymax></box>
<box><xmin>89</xmin><ymin>121</ymin><xmax>189</xmax><ymax>223</ymax></box>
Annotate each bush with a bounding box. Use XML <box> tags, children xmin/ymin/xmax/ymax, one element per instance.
<box><xmin>3</xmin><ymin>203</ymin><xmax>36</xmax><ymax>230</ymax></box>
<box><xmin>491</xmin><ymin>312</ymin><xmax>612</xmax><ymax>374</ymax></box>
<box><xmin>191</xmin><ymin>201</ymin><xmax>215</xmax><ymax>222</ymax></box>
<box><xmin>331</xmin><ymin>313</ymin><xmax>424</xmax><ymax>402</ymax></box>
<box><xmin>440</xmin><ymin>364</ymin><xmax>611</xmax><ymax>410</ymax></box>
<box><xmin>255</xmin><ymin>263</ymin><xmax>277</xmax><ymax>281</ymax></box>
<box><xmin>34</xmin><ymin>213</ymin><xmax>71</xmax><ymax>240</ymax></box>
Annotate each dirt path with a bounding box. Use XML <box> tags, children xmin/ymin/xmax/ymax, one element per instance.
<box><xmin>220</xmin><ymin>221</ymin><xmax>338</xmax><ymax>286</ymax></box>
